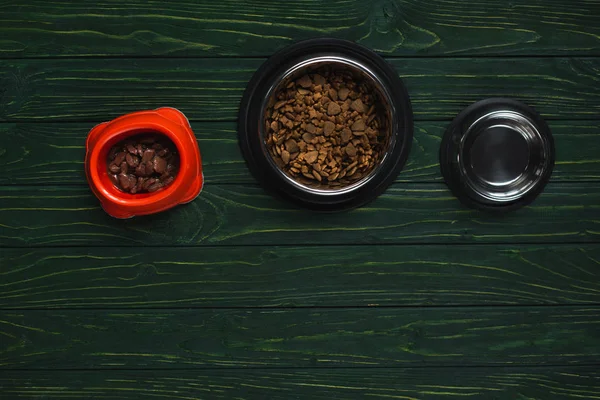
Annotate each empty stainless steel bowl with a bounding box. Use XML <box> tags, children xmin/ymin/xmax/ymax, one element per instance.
<box><xmin>238</xmin><ymin>39</ymin><xmax>413</xmax><ymax>211</ymax></box>
<box><xmin>440</xmin><ymin>98</ymin><xmax>555</xmax><ymax>212</ymax></box>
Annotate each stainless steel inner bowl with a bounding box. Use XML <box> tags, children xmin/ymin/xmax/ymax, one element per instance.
<box><xmin>260</xmin><ymin>56</ymin><xmax>394</xmax><ymax>196</ymax></box>
<box><xmin>459</xmin><ymin>110</ymin><xmax>552</xmax><ymax>203</ymax></box>
<box><xmin>440</xmin><ymin>98</ymin><xmax>555</xmax><ymax>212</ymax></box>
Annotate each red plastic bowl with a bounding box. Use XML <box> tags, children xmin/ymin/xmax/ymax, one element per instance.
<box><xmin>85</xmin><ymin>108</ymin><xmax>203</xmax><ymax>219</ymax></box>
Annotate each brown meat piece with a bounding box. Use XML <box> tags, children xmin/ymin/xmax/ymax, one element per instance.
<box><xmin>142</xmin><ymin>148</ymin><xmax>155</xmax><ymax>162</ymax></box>
<box><xmin>126</xmin><ymin>153</ymin><xmax>140</xmax><ymax>167</ymax></box>
<box><xmin>107</xmin><ymin>133</ymin><xmax>179</xmax><ymax>194</ymax></box>
<box><xmin>118</xmin><ymin>174</ymin><xmax>136</xmax><ymax>190</ymax></box>
<box><xmin>153</xmin><ymin>156</ymin><xmax>167</xmax><ymax>174</ymax></box>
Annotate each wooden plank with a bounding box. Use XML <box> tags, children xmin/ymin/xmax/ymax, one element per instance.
<box><xmin>1</xmin><ymin>0</ymin><xmax>599</xmax><ymax>57</ymax></box>
<box><xmin>0</xmin><ymin>183</ymin><xmax>598</xmax><ymax>247</ymax></box>
<box><xmin>0</xmin><ymin>122</ymin><xmax>245</xmax><ymax>185</ymax></box>
<box><xmin>1</xmin><ymin>245</ymin><xmax>599</xmax><ymax>309</ymax></box>
<box><xmin>2</xmin><ymin>366</ymin><xmax>600</xmax><ymax>399</ymax></box>
<box><xmin>1</xmin><ymin>58</ymin><xmax>599</xmax><ymax>122</ymax></box>
<box><xmin>1</xmin><ymin>306</ymin><xmax>599</xmax><ymax>368</ymax></box>
<box><xmin>1</xmin><ymin>120</ymin><xmax>599</xmax><ymax>185</ymax></box>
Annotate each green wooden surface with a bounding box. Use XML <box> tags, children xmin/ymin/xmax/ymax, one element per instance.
<box><xmin>0</xmin><ymin>183</ymin><xmax>598</xmax><ymax>247</ymax></box>
<box><xmin>3</xmin><ymin>367</ymin><xmax>599</xmax><ymax>399</ymax></box>
<box><xmin>2</xmin><ymin>245</ymin><xmax>599</xmax><ymax>309</ymax></box>
<box><xmin>2</xmin><ymin>1</ymin><xmax>600</xmax><ymax>398</ymax></box>
<box><xmin>2</xmin><ymin>306</ymin><xmax>599</xmax><ymax>368</ymax></box>
<box><xmin>1</xmin><ymin>0</ymin><xmax>599</xmax><ymax>57</ymax></box>
<box><xmin>1</xmin><ymin>120</ymin><xmax>600</xmax><ymax>185</ymax></box>
<box><xmin>2</xmin><ymin>58</ymin><xmax>600</xmax><ymax>122</ymax></box>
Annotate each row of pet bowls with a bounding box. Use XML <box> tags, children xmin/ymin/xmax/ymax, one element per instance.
<box><xmin>87</xmin><ymin>39</ymin><xmax>554</xmax><ymax>217</ymax></box>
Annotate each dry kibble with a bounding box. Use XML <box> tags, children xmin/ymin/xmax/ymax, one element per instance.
<box><xmin>350</xmin><ymin>98</ymin><xmax>366</xmax><ymax>113</ymax></box>
<box><xmin>323</xmin><ymin>121</ymin><xmax>336</xmax><ymax>136</ymax></box>
<box><xmin>346</xmin><ymin>143</ymin><xmax>357</xmax><ymax>157</ymax></box>
<box><xmin>297</xmin><ymin>75</ymin><xmax>313</xmax><ymax>88</ymax></box>
<box><xmin>264</xmin><ymin>68</ymin><xmax>388</xmax><ymax>187</ymax></box>
<box><xmin>285</xmin><ymin>139</ymin><xmax>299</xmax><ymax>153</ymax></box>
<box><xmin>305</xmin><ymin>123</ymin><xmax>317</xmax><ymax>134</ymax></box>
<box><xmin>329</xmin><ymin>88</ymin><xmax>338</xmax><ymax>101</ymax></box>
<box><xmin>338</xmin><ymin>87</ymin><xmax>350</xmax><ymax>101</ymax></box>
<box><xmin>351</xmin><ymin>119</ymin><xmax>366</xmax><ymax>131</ymax></box>
<box><xmin>327</xmin><ymin>102</ymin><xmax>341</xmax><ymax>116</ymax></box>
<box><xmin>302</xmin><ymin>132</ymin><xmax>314</xmax><ymax>143</ymax></box>
<box><xmin>304</xmin><ymin>151</ymin><xmax>319</xmax><ymax>164</ymax></box>
<box><xmin>341</xmin><ymin>100</ymin><xmax>350</xmax><ymax>112</ymax></box>
<box><xmin>313</xmin><ymin>74</ymin><xmax>326</xmax><ymax>85</ymax></box>
<box><xmin>341</xmin><ymin>128</ymin><xmax>352</xmax><ymax>143</ymax></box>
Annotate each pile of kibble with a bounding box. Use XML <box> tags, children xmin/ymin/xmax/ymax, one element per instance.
<box><xmin>264</xmin><ymin>68</ymin><xmax>388</xmax><ymax>186</ymax></box>
<box><xmin>107</xmin><ymin>134</ymin><xmax>179</xmax><ymax>194</ymax></box>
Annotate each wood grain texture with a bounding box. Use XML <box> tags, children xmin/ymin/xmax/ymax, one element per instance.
<box><xmin>2</xmin><ymin>367</ymin><xmax>600</xmax><ymax>399</ymax></box>
<box><xmin>1</xmin><ymin>306</ymin><xmax>599</xmax><ymax>369</ymax></box>
<box><xmin>1</xmin><ymin>0</ymin><xmax>599</xmax><ymax>57</ymax></box>
<box><xmin>1</xmin><ymin>245</ymin><xmax>600</xmax><ymax>309</ymax></box>
<box><xmin>1</xmin><ymin>0</ymin><xmax>599</xmax><ymax>393</ymax></box>
<box><xmin>0</xmin><ymin>183</ymin><xmax>598</xmax><ymax>247</ymax></box>
<box><xmin>1</xmin><ymin>120</ymin><xmax>600</xmax><ymax>185</ymax></box>
<box><xmin>0</xmin><ymin>122</ymin><xmax>243</xmax><ymax>185</ymax></box>
<box><xmin>1</xmin><ymin>58</ymin><xmax>599</xmax><ymax>122</ymax></box>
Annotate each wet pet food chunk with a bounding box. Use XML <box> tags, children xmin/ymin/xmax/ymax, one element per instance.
<box><xmin>107</xmin><ymin>133</ymin><xmax>180</xmax><ymax>194</ymax></box>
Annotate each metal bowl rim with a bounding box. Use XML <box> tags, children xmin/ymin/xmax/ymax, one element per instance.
<box><xmin>258</xmin><ymin>55</ymin><xmax>398</xmax><ymax>197</ymax></box>
<box><xmin>457</xmin><ymin>109</ymin><xmax>553</xmax><ymax>204</ymax></box>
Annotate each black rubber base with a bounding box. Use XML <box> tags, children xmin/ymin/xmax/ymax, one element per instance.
<box><xmin>440</xmin><ymin>98</ymin><xmax>555</xmax><ymax>213</ymax></box>
<box><xmin>238</xmin><ymin>38</ymin><xmax>413</xmax><ymax>211</ymax></box>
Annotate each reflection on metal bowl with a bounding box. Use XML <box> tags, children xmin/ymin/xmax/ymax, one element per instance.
<box><xmin>441</xmin><ymin>98</ymin><xmax>555</xmax><ymax>212</ymax></box>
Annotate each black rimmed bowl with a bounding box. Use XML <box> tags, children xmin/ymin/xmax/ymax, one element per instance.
<box><xmin>440</xmin><ymin>98</ymin><xmax>555</xmax><ymax>212</ymax></box>
<box><xmin>238</xmin><ymin>38</ymin><xmax>413</xmax><ymax>211</ymax></box>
